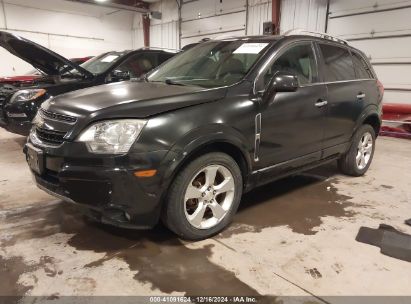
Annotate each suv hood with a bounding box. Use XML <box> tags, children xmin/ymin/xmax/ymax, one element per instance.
<box><xmin>0</xmin><ymin>31</ymin><xmax>93</xmax><ymax>78</ymax></box>
<box><xmin>42</xmin><ymin>81</ymin><xmax>227</xmax><ymax>121</ymax></box>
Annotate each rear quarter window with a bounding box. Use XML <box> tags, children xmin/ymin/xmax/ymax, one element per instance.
<box><xmin>352</xmin><ymin>52</ymin><xmax>374</xmax><ymax>79</ymax></box>
<box><xmin>319</xmin><ymin>44</ymin><xmax>356</xmax><ymax>82</ymax></box>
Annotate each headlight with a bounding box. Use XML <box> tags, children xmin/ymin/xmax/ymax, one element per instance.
<box><xmin>77</xmin><ymin>119</ymin><xmax>147</xmax><ymax>154</ymax></box>
<box><xmin>10</xmin><ymin>89</ymin><xmax>46</xmax><ymax>103</ymax></box>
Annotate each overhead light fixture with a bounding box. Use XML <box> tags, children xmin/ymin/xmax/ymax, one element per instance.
<box><xmin>95</xmin><ymin>0</ymin><xmax>108</xmax><ymax>2</ymax></box>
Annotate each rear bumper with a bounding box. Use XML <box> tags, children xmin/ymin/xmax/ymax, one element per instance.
<box><xmin>26</xmin><ymin>144</ymin><xmax>172</xmax><ymax>229</ymax></box>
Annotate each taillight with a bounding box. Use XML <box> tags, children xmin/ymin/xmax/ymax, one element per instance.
<box><xmin>377</xmin><ymin>80</ymin><xmax>384</xmax><ymax>96</ymax></box>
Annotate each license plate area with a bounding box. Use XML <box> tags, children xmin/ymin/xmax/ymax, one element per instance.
<box><xmin>26</xmin><ymin>143</ymin><xmax>44</xmax><ymax>175</ymax></box>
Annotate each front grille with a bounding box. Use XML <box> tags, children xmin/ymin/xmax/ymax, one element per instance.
<box><xmin>40</xmin><ymin>108</ymin><xmax>77</xmax><ymax>124</ymax></box>
<box><xmin>35</xmin><ymin>127</ymin><xmax>66</xmax><ymax>145</ymax></box>
<box><xmin>0</xmin><ymin>109</ymin><xmax>4</xmax><ymax>125</ymax></box>
<box><xmin>0</xmin><ymin>96</ymin><xmax>7</xmax><ymax>108</ymax></box>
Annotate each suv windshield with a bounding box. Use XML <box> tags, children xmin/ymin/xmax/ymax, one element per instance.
<box><xmin>80</xmin><ymin>52</ymin><xmax>127</xmax><ymax>75</ymax></box>
<box><xmin>148</xmin><ymin>40</ymin><xmax>271</xmax><ymax>88</ymax></box>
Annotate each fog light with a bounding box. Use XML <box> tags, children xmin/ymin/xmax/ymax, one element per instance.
<box><xmin>124</xmin><ymin>212</ymin><xmax>131</xmax><ymax>221</ymax></box>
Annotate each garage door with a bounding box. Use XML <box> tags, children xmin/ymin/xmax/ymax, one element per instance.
<box><xmin>280</xmin><ymin>0</ymin><xmax>328</xmax><ymax>34</ymax></box>
<box><xmin>327</xmin><ymin>0</ymin><xmax>411</xmax><ymax>105</ymax></box>
<box><xmin>181</xmin><ymin>0</ymin><xmax>247</xmax><ymax>46</ymax></box>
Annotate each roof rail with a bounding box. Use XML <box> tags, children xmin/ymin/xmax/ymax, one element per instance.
<box><xmin>139</xmin><ymin>46</ymin><xmax>181</xmax><ymax>52</ymax></box>
<box><xmin>283</xmin><ymin>29</ymin><xmax>348</xmax><ymax>45</ymax></box>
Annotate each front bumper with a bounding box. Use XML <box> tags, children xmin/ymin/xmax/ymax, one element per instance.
<box><xmin>2</xmin><ymin>117</ymin><xmax>32</xmax><ymax>136</ymax></box>
<box><xmin>25</xmin><ymin>142</ymin><xmax>172</xmax><ymax>229</ymax></box>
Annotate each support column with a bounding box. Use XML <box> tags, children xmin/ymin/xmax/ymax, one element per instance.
<box><xmin>272</xmin><ymin>0</ymin><xmax>281</xmax><ymax>34</ymax></box>
<box><xmin>142</xmin><ymin>13</ymin><xmax>150</xmax><ymax>47</ymax></box>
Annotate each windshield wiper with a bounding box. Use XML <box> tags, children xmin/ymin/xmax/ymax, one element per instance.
<box><xmin>165</xmin><ymin>79</ymin><xmax>186</xmax><ymax>86</ymax></box>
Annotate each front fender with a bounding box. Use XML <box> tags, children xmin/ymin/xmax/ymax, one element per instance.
<box><xmin>159</xmin><ymin>123</ymin><xmax>253</xmax><ymax>189</ymax></box>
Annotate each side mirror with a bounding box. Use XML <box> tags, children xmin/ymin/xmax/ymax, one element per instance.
<box><xmin>268</xmin><ymin>72</ymin><xmax>299</xmax><ymax>93</ymax></box>
<box><xmin>108</xmin><ymin>70</ymin><xmax>131</xmax><ymax>82</ymax></box>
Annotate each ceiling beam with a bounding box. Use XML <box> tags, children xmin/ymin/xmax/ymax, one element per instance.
<box><xmin>65</xmin><ymin>0</ymin><xmax>150</xmax><ymax>13</ymax></box>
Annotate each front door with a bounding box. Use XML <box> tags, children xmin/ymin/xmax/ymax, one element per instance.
<box><xmin>255</xmin><ymin>42</ymin><xmax>327</xmax><ymax>172</ymax></box>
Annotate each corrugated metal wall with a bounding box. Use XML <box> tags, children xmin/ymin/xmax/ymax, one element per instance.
<box><xmin>133</xmin><ymin>0</ymin><xmax>329</xmax><ymax>49</ymax></box>
<box><xmin>247</xmin><ymin>0</ymin><xmax>272</xmax><ymax>36</ymax></box>
<box><xmin>327</xmin><ymin>0</ymin><xmax>411</xmax><ymax>105</ymax></box>
<box><xmin>280</xmin><ymin>0</ymin><xmax>328</xmax><ymax>33</ymax></box>
<box><xmin>150</xmin><ymin>0</ymin><xmax>179</xmax><ymax>49</ymax></box>
<box><xmin>180</xmin><ymin>0</ymin><xmax>327</xmax><ymax>43</ymax></box>
<box><xmin>132</xmin><ymin>14</ymin><xmax>144</xmax><ymax>49</ymax></box>
<box><xmin>132</xmin><ymin>0</ymin><xmax>179</xmax><ymax>50</ymax></box>
<box><xmin>150</xmin><ymin>20</ymin><xmax>179</xmax><ymax>49</ymax></box>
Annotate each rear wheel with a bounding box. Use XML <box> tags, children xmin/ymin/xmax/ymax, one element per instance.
<box><xmin>162</xmin><ymin>152</ymin><xmax>243</xmax><ymax>240</ymax></box>
<box><xmin>338</xmin><ymin>124</ymin><xmax>376</xmax><ymax>176</ymax></box>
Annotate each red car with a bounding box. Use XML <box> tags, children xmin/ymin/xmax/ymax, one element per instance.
<box><xmin>0</xmin><ymin>57</ymin><xmax>92</xmax><ymax>87</ymax></box>
<box><xmin>381</xmin><ymin>103</ymin><xmax>411</xmax><ymax>139</ymax></box>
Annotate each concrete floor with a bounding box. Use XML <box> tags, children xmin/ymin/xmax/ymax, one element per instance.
<box><xmin>0</xmin><ymin>127</ymin><xmax>410</xmax><ymax>303</ymax></box>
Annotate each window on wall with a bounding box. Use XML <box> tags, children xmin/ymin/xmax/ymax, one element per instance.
<box><xmin>260</xmin><ymin>43</ymin><xmax>318</xmax><ymax>88</ymax></box>
<box><xmin>352</xmin><ymin>52</ymin><xmax>374</xmax><ymax>79</ymax></box>
<box><xmin>319</xmin><ymin>44</ymin><xmax>356</xmax><ymax>82</ymax></box>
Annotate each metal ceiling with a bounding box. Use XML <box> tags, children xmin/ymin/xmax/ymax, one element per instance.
<box><xmin>66</xmin><ymin>0</ymin><xmax>150</xmax><ymax>13</ymax></box>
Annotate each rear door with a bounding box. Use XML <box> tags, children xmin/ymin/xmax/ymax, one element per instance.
<box><xmin>318</xmin><ymin>43</ymin><xmax>366</xmax><ymax>153</ymax></box>
<box><xmin>351</xmin><ymin>50</ymin><xmax>380</xmax><ymax>109</ymax></box>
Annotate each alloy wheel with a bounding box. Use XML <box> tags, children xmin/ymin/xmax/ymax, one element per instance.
<box><xmin>356</xmin><ymin>131</ymin><xmax>373</xmax><ymax>170</ymax></box>
<box><xmin>184</xmin><ymin>164</ymin><xmax>235</xmax><ymax>229</ymax></box>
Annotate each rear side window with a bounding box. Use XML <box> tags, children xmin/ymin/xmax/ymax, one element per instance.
<box><xmin>352</xmin><ymin>52</ymin><xmax>374</xmax><ymax>79</ymax></box>
<box><xmin>319</xmin><ymin>44</ymin><xmax>355</xmax><ymax>82</ymax></box>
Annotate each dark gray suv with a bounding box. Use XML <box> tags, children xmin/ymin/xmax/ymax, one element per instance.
<box><xmin>25</xmin><ymin>31</ymin><xmax>383</xmax><ymax>240</ymax></box>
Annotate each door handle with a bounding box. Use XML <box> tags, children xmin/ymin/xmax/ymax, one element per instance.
<box><xmin>315</xmin><ymin>99</ymin><xmax>328</xmax><ymax>108</ymax></box>
<box><xmin>357</xmin><ymin>93</ymin><xmax>366</xmax><ymax>99</ymax></box>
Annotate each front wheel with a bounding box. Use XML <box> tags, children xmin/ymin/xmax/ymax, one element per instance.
<box><xmin>162</xmin><ymin>152</ymin><xmax>243</xmax><ymax>240</ymax></box>
<box><xmin>338</xmin><ymin>124</ymin><xmax>376</xmax><ymax>176</ymax></box>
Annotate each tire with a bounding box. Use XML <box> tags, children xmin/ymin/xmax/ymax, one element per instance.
<box><xmin>338</xmin><ymin>124</ymin><xmax>376</xmax><ymax>176</ymax></box>
<box><xmin>162</xmin><ymin>152</ymin><xmax>243</xmax><ymax>240</ymax></box>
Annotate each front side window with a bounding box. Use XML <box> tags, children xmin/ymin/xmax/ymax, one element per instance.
<box><xmin>259</xmin><ymin>43</ymin><xmax>318</xmax><ymax>89</ymax></box>
<box><xmin>116</xmin><ymin>53</ymin><xmax>158</xmax><ymax>78</ymax></box>
<box><xmin>158</xmin><ymin>52</ymin><xmax>176</xmax><ymax>64</ymax></box>
<box><xmin>148</xmin><ymin>41</ymin><xmax>271</xmax><ymax>88</ymax></box>
<box><xmin>352</xmin><ymin>52</ymin><xmax>374</xmax><ymax>79</ymax></box>
<box><xmin>319</xmin><ymin>44</ymin><xmax>355</xmax><ymax>82</ymax></box>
